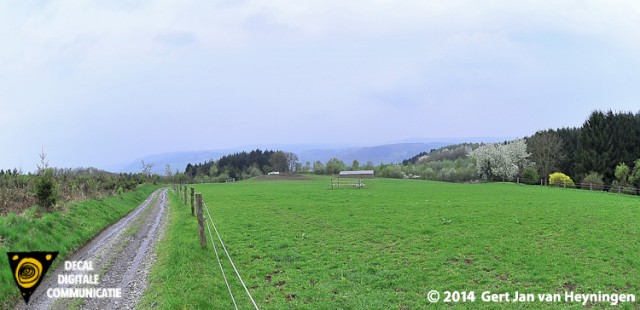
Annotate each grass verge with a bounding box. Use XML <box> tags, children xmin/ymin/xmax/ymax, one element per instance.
<box><xmin>0</xmin><ymin>185</ymin><xmax>159</xmax><ymax>308</ymax></box>
<box><xmin>137</xmin><ymin>188</ymin><xmax>230</xmax><ymax>309</ymax></box>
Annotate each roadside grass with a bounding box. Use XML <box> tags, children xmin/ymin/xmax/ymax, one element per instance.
<box><xmin>0</xmin><ymin>185</ymin><xmax>159</xmax><ymax>308</ymax></box>
<box><xmin>143</xmin><ymin>177</ymin><xmax>640</xmax><ymax>309</ymax></box>
<box><xmin>137</xmin><ymin>187</ymin><xmax>231</xmax><ymax>309</ymax></box>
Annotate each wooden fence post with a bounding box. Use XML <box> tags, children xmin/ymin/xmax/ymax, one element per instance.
<box><xmin>190</xmin><ymin>187</ymin><xmax>195</xmax><ymax>216</ymax></box>
<box><xmin>196</xmin><ymin>193</ymin><xmax>206</xmax><ymax>248</ymax></box>
<box><xmin>184</xmin><ymin>185</ymin><xmax>187</xmax><ymax>204</ymax></box>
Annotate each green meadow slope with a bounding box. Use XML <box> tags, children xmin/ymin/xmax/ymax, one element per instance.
<box><xmin>143</xmin><ymin>177</ymin><xmax>639</xmax><ymax>309</ymax></box>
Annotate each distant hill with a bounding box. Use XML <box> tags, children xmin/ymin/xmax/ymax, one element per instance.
<box><xmin>116</xmin><ymin>150</ymin><xmax>229</xmax><ymax>175</ymax></box>
<box><xmin>401</xmin><ymin>143</ymin><xmax>481</xmax><ymax>165</ymax></box>
<box><xmin>297</xmin><ymin>143</ymin><xmax>449</xmax><ymax>166</ymax></box>
<box><xmin>110</xmin><ymin>137</ymin><xmax>513</xmax><ymax>174</ymax></box>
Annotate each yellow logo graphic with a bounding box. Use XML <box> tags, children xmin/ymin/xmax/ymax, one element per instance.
<box><xmin>7</xmin><ymin>251</ymin><xmax>58</xmax><ymax>304</ymax></box>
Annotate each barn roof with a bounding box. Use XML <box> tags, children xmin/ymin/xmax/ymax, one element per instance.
<box><xmin>339</xmin><ymin>170</ymin><xmax>375</xmax><ymax>178</ymax></box>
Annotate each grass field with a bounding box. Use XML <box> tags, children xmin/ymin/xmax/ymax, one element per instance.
<box><xmin>0</xmin><ymin>185</ymin><xmax>159</xmax><ymax>308</ymax></box>
<box><xmin>145</xmin><ymin>176</ymin><xmax>639</xmax><ymax>309</ymax></box>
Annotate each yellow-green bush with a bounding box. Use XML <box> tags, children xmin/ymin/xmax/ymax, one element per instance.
<box><xmin>549</xmin><ymin>172</ymin><xmax>575</xmax><ymax>187</ymax></box>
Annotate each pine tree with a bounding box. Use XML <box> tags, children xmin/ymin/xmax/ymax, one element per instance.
<box><xmin>34</xmin><ymin>148</ymin><xmax>58</xmax><ymax>211</ymax></box>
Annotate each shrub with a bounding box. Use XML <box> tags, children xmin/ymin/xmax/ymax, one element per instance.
<box><xmin>522</xmin><ymin>167</ymin><xmax>540</xmax><ymax>185</ymax></box>
<box><xmin>629</xmin><ymin>159</ymin><xmax>640</xmax><ymax>188</ymax></box>
<box><xmin>216</xmin><ymin>173</ymin><xmax>230</xmax><ymax>183</ymax></box>
<box><xmin>609</xmin><ymin>180</ymin><xmax>620</xmax><ymax>193</ymax></box>
<box><xmin>549</xmin><ymin>172</ymin><xmax>575</xmax><ymax>188</ymax></box>
<box><xmin>581</xmin><ymin>172</ymin><xmax>604</xmax><ymax>190</ymax></box>
<box><xmin>614</xmin><ymin>162</ymin><xmax>630</xmax><ymax>186</ymax></box>
<box><xmin>609</xmin><ymin>180</ymin><xmax>638</xmax><ymax>195</ymax></box>
<box><xmin>248</xmin><ymin>165</ymin><xmax>263</xmax><ymax>177</ymax></box>
<box><xmin>34</xmin><ymin>168</ymin><xmax>58</xmax><ymax>210</ymax></box>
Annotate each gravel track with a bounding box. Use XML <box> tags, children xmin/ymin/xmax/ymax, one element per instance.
<box><xmin>15</xmin><ymin>188</ymin><xmax>169</xmax><ymax>310</ymax></box>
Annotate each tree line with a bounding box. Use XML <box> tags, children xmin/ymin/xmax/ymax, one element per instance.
<box><xmin>184</xmin><ymin>149</ymin><xmax>299</xmax><ymax>182</ymax></box>
<box><xmin>178</xmin><ymin>110</ymin><xmax>640</xmax><ymax>194</ymax></box>
<box><xmin>526</xmin><ymin>110</ymin><xmax>640</xmax><ymax>190</ymax></box>
<box><xmin>325</xmin><ymin>109</ymin><xmax>639</xmax><ymax>192</ymax></box>
<box><xmin>394</xmin><ymin>110</ymin><xmax>640</xmax><ymax>192</ymax></box>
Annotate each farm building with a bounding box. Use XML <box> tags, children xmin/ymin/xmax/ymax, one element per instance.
<box><xmin>338</xmin><ymin>170</ymin><xmax>375</xmax><ymax>179</ymax></box>
<box><xmin>331</xmin><ymin>170</ymin><xmax>374</xmax><ymax>189</ymax></box>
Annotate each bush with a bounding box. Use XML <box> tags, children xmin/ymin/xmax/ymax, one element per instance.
<box><xmin>614</xmin><ymin>162</ymin><xmax>630</xmax><ymax>186</ymax></box>
<box><xmin>609</xmin><ymin>180</ymin><xmax>638</xmax><ymax>195</ymax></box>
<box><xmin>216</xmin><ymin>173</ymin><xmax>230</xmax><ymax>183</ymax></box>
<box><xmin>522</xmin><ymin>167</ymin><xmax>540</xmax><ymax>185</ymax></box>
<box><xmin>248</xmin><ymin>165</ymin><xmax>263</xmax><ymax>177</ymax></box>
<box><xmin>609</xmin><ymin>180</ymin><xmax>620</xmax><ymax>193</ymax></box>
<box><xmin>581</xmin><ymin>172</ymin><xmax>604</xmax><ymax>190</ymax></box>
<box><xmin>34</xmin><ymin>168</ymin><xmax>58</xmax><ymax>210</ymax></box>
<box><xmin>549</xmin><ymin>172</ymin><xmax>575</xmax><ymax>188</ymax></box>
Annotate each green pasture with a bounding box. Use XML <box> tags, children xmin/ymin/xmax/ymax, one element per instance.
<box><xmin>144</xmin><ymin>177</ymin><xmax>639</xmax><ymax>309</ymax></box>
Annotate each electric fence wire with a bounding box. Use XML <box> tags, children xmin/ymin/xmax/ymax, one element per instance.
<box><xmin>204</xmin><ymin>202</ymin><xmax>260</xmax><ymax>310</ymax></box>
<box><xmin>205</xmin><ymin>219</ymin><xmax>238</xmax><ymax>310</ymax></box>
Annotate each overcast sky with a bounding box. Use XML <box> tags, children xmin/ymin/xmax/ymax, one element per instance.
<box><xmin>2</xmin><ymin>1</ymin><xmax>640</xmax><ymax>171</ymax></box>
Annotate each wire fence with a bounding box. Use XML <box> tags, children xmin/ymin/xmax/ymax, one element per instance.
<box><xmin>204</xmin><ymin>216</ymin><xmax>238</xmax><ymax>309</ymax></box>
<box><xmin>202</xmin><ymin>200</ymin><xmax>260</xmax><ymax>310</ymax></box>
<box><xmin>203</xmin><ymin>202</ymin><xmax>259</xmax><ymax>310</ymax></box>
<box><xmin>482</xmin><ymin>177</ymin><xmax>640</xmax><ymax>195</ymax></box>
<box><xmin>176</xmin><ymin>185</ymin><xmax>260</xmax><ymax>310</ymax></box>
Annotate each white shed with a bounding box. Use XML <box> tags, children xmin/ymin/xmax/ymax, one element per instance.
<box><xmin>338</xmin><ymin>170</ymin><xmax>375</xmax><ymax>179</ymax></box>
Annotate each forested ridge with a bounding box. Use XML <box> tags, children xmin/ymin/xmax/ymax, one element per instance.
<box><xmin>184</xmin><ymin>149</ymin><xmax>299</xmax><ymax>182</ymax></box>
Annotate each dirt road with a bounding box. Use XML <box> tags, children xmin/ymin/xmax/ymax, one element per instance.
<box><xmin>15</xmin><ymin>188</ymin><xmax>169</xmax><ymax>310</ymax></box>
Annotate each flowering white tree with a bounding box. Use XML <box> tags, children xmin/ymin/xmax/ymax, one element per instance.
<box><xmin>472</xmin><ymin>143</ymin><xmax>500</xmax><ymax>180</ymax></box>
<box><xmin>471</xmin><ymin>139</ymin><xmax>530</xmax><ymax>181</ymax></box>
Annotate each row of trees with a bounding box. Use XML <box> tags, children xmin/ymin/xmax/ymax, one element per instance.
<box><xmin>526</xmin><ymin>110</ymin><xmax>640</xmax><ymax>188</ymax></box>
<box><xmin>304</xmin><ymin>156</ymin><xmax>477</xmax><ymax>182</ymax></box>
<box><xmin>176</xmin><ymin>110</ymin><xmax>640</xmax><ymax>191</ymax></box>
<box><xmin>184</xmin><ymin>149</ymin><xmax>299</xmax><ymax>182</ymax></box>
<box><xmin>402</xmin><ymin>144</ymin><xmax>477</xmax><ymax>165</ymax></box>
<box><xmin>393</xmin><ymin>110</ymin><xmax>640</xmax><ymax>190</ymax></box>
<box><xmin>400</xmin><ymin>144</ymin><xmax>480</xmax><ymax>182</ymax></box>
<box><xmin>182</xmin><ymin>144</ymin><xmax>484</xmax><ymax>183</ymax></box>
<box><xmin>526</xmin><ymin>127</ymin><xmax>579</xmax><ymax>180</ymax></box>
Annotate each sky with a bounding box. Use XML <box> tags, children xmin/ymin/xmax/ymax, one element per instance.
<box><xmin>2</xmin><ymin>0</ymin><xmax>640</xmax><ymax>172</ymax></box>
